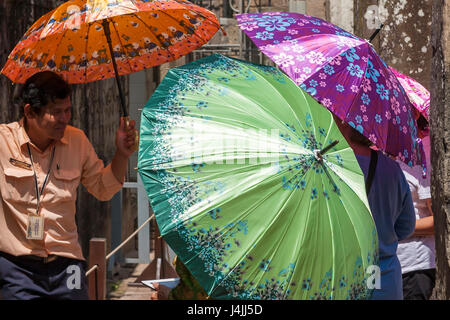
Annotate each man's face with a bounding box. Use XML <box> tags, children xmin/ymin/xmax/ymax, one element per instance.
<box><xmin>32</xmin><ymin>96</ymin><xmax>72</xmax><ymax>142</ymax></box>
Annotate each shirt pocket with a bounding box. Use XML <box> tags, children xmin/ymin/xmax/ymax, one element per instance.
<box><xmin>49</xmin><ymin>169</ymin><xmax>81</xmax><ymax>202</ymax></box>
<box><xmin>2</xmin><ymin>167</ymin><xmax>35</xmax><ymax>205</ymax></box>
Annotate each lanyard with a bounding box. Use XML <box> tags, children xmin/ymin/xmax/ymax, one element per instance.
<box><xmin>27</xmin><ymin>143</ymin><xmax>56</xmax><ymax>216</ymax></box>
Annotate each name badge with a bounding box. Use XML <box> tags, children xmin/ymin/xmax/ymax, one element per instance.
<box><xmin>26</xmin><ymin>215</ymin><xmax>44</xmax><ymax>240</ymax></box>
<box><xmin>9</xmin><ymin>158</ymin><xmax>32</xmax><ymax>170</ymax></box>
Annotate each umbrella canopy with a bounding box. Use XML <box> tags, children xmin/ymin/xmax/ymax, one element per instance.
<box><xmin>1</xmin><ymin>0</ymin><xmax>220</xmax><ymax>84</ymax></box>
<box><xmin>138</xmin><ymin>54</ymin><xmax>378</xmax><ymax>300</ymax></box>
<box><xmin>236</xmin><ymin>12</ymin><xmax>426</xmax><ymax>171</ymax></box>
<box><xmin>389</xmin><ymin>67</ymin><xmax>430</xmax><ymax>121</ymax></box>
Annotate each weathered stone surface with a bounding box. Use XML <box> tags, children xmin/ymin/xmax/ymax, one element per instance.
<box><xmin>354</xmin><ymin>1</ymin><xmax>432</xmax><ymax>90</ymax></box>
<box><xmin>430</xmin><ymin>0</ymin><xmax>450</xmax><ymax>300</ymax></box>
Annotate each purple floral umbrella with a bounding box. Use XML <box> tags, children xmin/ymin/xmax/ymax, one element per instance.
<box><xmin>236</xmin><ymin>12</ymin><xmax>426</xmax><ymax>172</ymax></box>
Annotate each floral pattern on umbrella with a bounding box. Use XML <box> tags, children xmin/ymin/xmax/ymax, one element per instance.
<box><xmin>389</xmin><ymin>67</ymin><xmax>430</xmax><ymax>121</ymax></box>
<box><xmin>236</xmin><ymin>12</ymin><xmax>426</xmax><ymax>172</ymax></box>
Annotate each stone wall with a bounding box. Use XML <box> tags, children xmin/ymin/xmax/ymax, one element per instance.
<box><xmin>353</xmin><ymin>0</ymin><xmax>432</xmax><ymax>90</ymax></box>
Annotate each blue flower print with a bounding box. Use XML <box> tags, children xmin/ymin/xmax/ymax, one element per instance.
<box><xmin>323</xmin><ymin>65</ymin><xmax>335</xmax><ymax>75</ymax></box>
<box><xmin>312</xmin><ymin>28</ymin><xmax>320</xmax><ymax>33</ymax></box>
<box><xmin>335</xmin><ymin>30</ymin><xmax>358</xmax><ymax>39</ymax></box>
<box><xmin>191</xmin><ymin>162</ymin><xmax>206</xmax><ymax>172</ymax></box>
<box><xmin>255</xmin><ymin>31</ymin><xmax>274</xmax><ymax>41</ymax></box>
<box><xmin>300</xmin><ymin>83</ymin><xmax>317</xmax><ymax>96</ymax></box>
<box><xmin>309</xmin><ymin>79</ymin><xmax>318</xmax><ymax>87</ymax></box>
<box><xmin>207</xmin><ymin>208</ymin><xmax>221</xmax><ymax>220</ymax></box>
<box><xmin>404</xmin><ymin>149</ymin><xmax>409</xmax><ymax>159</ymax></box>
<box><xmin>336</xmin><ymin>154</ymin><xmax>343</xmax><ymax>166</ymax></box>
<box><xmin>305</xmin><ymin>113</ymin><xmax>312</xmax><ymax>127</ymax></box>
<box><xmin>244</xmin><ymin>70</ymin><xmax>256</xmax><ymax>81</ymax></box>
<box><xmin>256</xmin><ymin>16</ymin><xmax>294</xmax><ymax>32</ymax></box>
<box><xmin>283</xmin><ymin>35</ymin><xmax>292</xmax><ymax>40</ymax></box>
<box><xmin>393</xmin><ymin>89</ymin><xmax>399</xmax><ymax>97</ymax></box>
<box><xmin>339</xmin><ymin>276</ymin><xmax>347</xmax><ymax>288</ymax></box>
<box><xmin>375</xmin><ymin>114</ymin><xmax>382</xmax><ymax>123</ymax></box>
<box><xmin>348</xmin><ymin>121</ymin><xmax>364</xmax><ymax>134</ymax></box>
<box><xmin>396</xmin><ymin>115</ymin><xmax>401</xmax><ymax>125</ymax></box>
<box><xmin>356</xmin><ymin>125</ymin><xmax>364</xmax><ymax>134</ymax></box>
<box><xmin>347</xmin><ymin>63</ymin><xmax>364</xmax><ymax>77</ymax></box>
<box><xmin>311</xmin><ymin>188</ymin><xmax>318</xmax><ymax>199</ymax></box>
<box><xmin>376</xmin><ymin>83</ymin><xmax>389</xmax><ymax>100</ymax></box>
<box><xmin>361</xmin><ymin>93</ymin><xmax>370</xmax><ymax>105</ymax></box>
<box><xmin>196</xmin><ymin>101</ymin><xmax>208</xmax><ymax>109</ymax></box>
<box><xmin>365</xmin><ymin>60</ymin><xmax>380</xmax><ymax>82</ymax></box>
<box><xmin>355</xmin><ymin>115</ymin><xmax>362</xmax><ymax>124</ymax></box>
<box><xmin>336</xmin><ymin>84</ymin><xmax>345</xmax><ymax>92</ymax></box>
<box><xmin>298</xmin><ymin>179</ymin><xmax>307</xmax><ymax>190</ymax></box>
<box><xmin>341</xmin><ymin>48</ymin><xmax>360</xmax><ymax>62</ymax></box>
<box><xmin>258</xmin><ymin>259</ymin><xmax>272</xmax><ymax>272</ymax></box>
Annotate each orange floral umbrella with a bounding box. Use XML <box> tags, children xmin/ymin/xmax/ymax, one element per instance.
<box><xmin>2</xmin><ymin>0</ymin><xmax>220</xmax><ymax>84</ymax></box>
<box><xmin>1</xmin><ymin>0</ymin><xmax>221</xmax><ymax>117</ymax></box>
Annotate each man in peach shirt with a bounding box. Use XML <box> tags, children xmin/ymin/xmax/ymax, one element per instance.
<box><xmin>0</xmin><ymin>71</ymin><xmax>137</xmax><ymax>299</ymax></box>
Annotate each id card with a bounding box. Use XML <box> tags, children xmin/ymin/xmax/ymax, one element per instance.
<box><xmin>26</xmin><ymin>215</ymin><xmax>44</xmax><ymax>240</ymax></box>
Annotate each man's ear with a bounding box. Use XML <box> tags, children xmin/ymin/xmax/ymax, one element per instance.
<box><xmin>23</xmin><ymin>104</ymin><xmax>36</xmax><ymax>119</ymax></box>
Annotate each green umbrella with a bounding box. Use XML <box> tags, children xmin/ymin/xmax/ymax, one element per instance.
<box><xmin>138</xmin><ymin>54</ymin><xmax>378</xmax><ymax>300</ymax></box>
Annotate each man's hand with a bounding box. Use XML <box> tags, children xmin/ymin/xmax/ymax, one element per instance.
<box><xmin>111</xmin><ymin>117</ymin><xmax>137</xmax><ymax>183</ymax></box>
<box><xmin>115</xmin><ymin>117</ymin><xmax>137</xmax><ymax>158</ymax></box>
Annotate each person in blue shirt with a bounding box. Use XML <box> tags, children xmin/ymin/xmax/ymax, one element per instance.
<box><xmin>333</xmin><ymin>115</ymin><xmax>416</xmax><ymax>299</ymax></box>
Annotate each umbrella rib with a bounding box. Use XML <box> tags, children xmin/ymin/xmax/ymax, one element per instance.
<box><xmin>48</xmin><ymin>27</ymin><xmax>70</xmax><ymax>75</ymax></box>
<box><xmin>221</xmin><ymin>64</ymin><xmax>306</xmax><ymax>137</ymax></box>
<box><xmin>245</xmin><ymin>164</ymin><xmax>317</xmax><ymax>299</ymax></box>
<box><xmin>209</xmin><ymin>163</ymin><xmax>307</xmax><ymax>298</ymax></box>
<box><xmin>320</xmin><ymin>163</ymin><xmax>339</xmax><ymax>299</ymax></box>
<box><xmin>129</xmin><ymin>13</ymin><xmax>178</xmax><ymax>61</ymax></box>
<box><xmin>107</xmin><ymin>18</ymin><xmax>135</xmax><ymax>74</ymax></box>
<box><xmin>82</xmin><ymin>22</ymin><xmax>92</xmax><ymax>82</ymax></box>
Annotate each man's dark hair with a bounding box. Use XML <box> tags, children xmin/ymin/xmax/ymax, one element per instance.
<box><xmin>20</xmin><ymin>71</ymin><xmax>71</xmax><ymax>116</ymax></box>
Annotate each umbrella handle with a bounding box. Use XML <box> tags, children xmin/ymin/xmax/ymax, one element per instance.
<box><xmin>102</xmin><ymin>19</ymin><xmax>128</xmax><ymax>118</ymax></box>
<box><xmin>318</xmin><ymin>140</ymin><xmax>339</xmax><ymax>157</ymax></box>
<box><xmin>122</xmin><ymin>116</ymin><xmax>139</xmax><ymax>152</ymax></box>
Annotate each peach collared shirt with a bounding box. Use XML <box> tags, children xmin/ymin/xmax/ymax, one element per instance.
<box><xmin>0</xmin><ymin>119</ymin><xmax>123</xmax><ymax>260</ymax></box>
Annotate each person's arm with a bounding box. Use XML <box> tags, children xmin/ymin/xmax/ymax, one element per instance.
<box><xmin>80</xmin><ymin>118</ymin><xmax>137</xmax><ymax>201</ymax></box>
<box><xmin>111</xmin><ymin>117</ymin><xmax>137</xmax><ymax>183</ymax></box>
<box><xmin>412</xmin><ymin>198</ymin><xmax>434</xmax><ymax>236</ymax></box>
<box><xmin>394</xmin><ymin>170</ymin><xmax>416</xmax><ymax>241</ymax></box>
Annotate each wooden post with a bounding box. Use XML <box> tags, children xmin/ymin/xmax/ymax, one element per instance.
<box><xmin>88</xmin><ymin>238</ymin><xmax>107</xmax><ymax>300</ymax></box>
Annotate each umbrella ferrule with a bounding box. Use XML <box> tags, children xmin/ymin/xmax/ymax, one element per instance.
<box><xmin>313</xmin><ymin>149</ymin><xmax>323</xmax><ymax>162</ymax></box>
